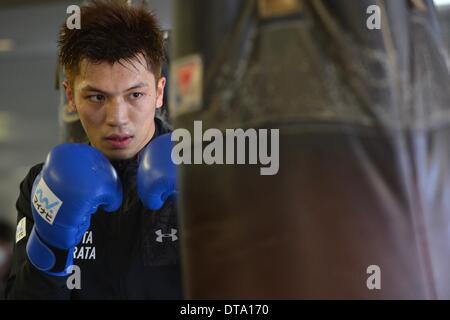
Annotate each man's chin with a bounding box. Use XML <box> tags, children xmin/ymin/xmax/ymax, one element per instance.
<box><xmin>101</xmin><ymin>148</ymin><xmax>138</xmax><ymax>161</ymax></box>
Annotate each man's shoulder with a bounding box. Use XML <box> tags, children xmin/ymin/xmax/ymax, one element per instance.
<box><xmin>16</xmin><ymin>162</ymin><xmax>44</xmax><ymax>217</ymax></box>
<box><xmin>22</xmin><ymin>163</ymin><xmax>44</xmax><ymax>186</ymax></box>
<box><xmin>29</xmin><ymin>162</ymin><xmax>44</xmax><ymax>177</ymax></box>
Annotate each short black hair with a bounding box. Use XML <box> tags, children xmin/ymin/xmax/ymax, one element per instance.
<box><xmin>58</xmin><ymin>0</ymin><xmax>165</xmax><ymax>84</ymax></box>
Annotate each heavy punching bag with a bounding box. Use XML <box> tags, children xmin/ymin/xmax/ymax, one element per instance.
<box><xmin>171</xmin><ymin>0</ymin><xmax>450</xmax><ymax>298</ymax></box>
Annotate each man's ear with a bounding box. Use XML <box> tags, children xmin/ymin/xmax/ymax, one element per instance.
<box><xmin>63</xmin><ymin>80</ymin><xmax>77</xmax><ymax>112</ymax></box>
<box><xmin>155</xmin><ymin>77</ymin><xmax>166</xmax><ymax>109</ymax></box>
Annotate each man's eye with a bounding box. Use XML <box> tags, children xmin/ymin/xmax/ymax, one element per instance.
<box><xmin>88</xmin><ymin>94</ymin><xmax>105</xmax><ymax>103</ymax></box>
<box><xmin>130</xmin><ymin>92</ymin><xmax>144</xmax><ymax>99</ymax></box>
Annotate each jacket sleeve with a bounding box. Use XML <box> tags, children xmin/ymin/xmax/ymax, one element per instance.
<box><xmin>4</xmin><ymin>164</ymin><xmax>71</xmax><ymax>300</ymax></box>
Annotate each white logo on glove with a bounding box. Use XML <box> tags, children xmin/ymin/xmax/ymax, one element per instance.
<box><xmin>32</xmin><ymin>177</ymin><xmax>63</xmax><ymax>225</ymax></box>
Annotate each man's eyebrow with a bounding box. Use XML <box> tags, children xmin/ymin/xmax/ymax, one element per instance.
<box><xmin>125</xmin><ymin>82</ymin><xmax>148</xmax><ymax>91</ymax></box>
<box><xmin>80</xmin><ymin>85</ymin><xmax>106</xmax><ymax>93</ymax></box>
<box><xmin>80</xmin><ymin>82</ymin><xmax>148</xmax><ymax>93</ymax></box>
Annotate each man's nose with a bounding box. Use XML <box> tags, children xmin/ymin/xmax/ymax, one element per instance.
<box><xmin>105</xmin><ymin>98</ymin><xmax>129</xmax><ymax>127</ymax></box>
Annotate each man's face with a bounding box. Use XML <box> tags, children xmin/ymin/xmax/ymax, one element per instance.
<box><xmin>64</xmin><ymin>55</ymin><xmax>165</xmax><ymax>160</ymax></box>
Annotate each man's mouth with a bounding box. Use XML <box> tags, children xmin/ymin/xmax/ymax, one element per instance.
<box><xmin>104</xmin><ymin>134</ymin><xmax>133</xmax><ymax>149</ymax></box>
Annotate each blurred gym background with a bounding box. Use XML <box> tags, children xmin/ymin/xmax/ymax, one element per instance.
<box><xmin>0</xmin><ymin>0</ymin><xmax>449</xmax><ymax>297</ymax></box>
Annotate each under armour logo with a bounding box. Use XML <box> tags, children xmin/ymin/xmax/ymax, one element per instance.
<box><xmin>155</xmin><ymin>228</ymin><xmax>178</xmax><ymax>243</ymax></box>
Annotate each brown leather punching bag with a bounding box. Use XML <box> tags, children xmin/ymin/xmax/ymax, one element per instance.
<box><xmin>171</xmin><ymin>0</ymin><xmax>450</xmax><ymax>299</ymax></box>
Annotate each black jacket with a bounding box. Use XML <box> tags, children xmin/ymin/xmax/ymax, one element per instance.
<box><xmin>5</xmin><ymin>118</ymin><xmax>183</xmax><ymax>299</ymax></box>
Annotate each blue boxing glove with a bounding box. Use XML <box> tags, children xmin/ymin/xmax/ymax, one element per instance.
<box><xmin>137</xmin><ymin>133</ymin><xmax>177</xmax><ymax>211</ymax></box>
<box><xmin>27</xmin><ymin>144</ymin><xmax>122</xmax><ymax>276</ymax></box>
